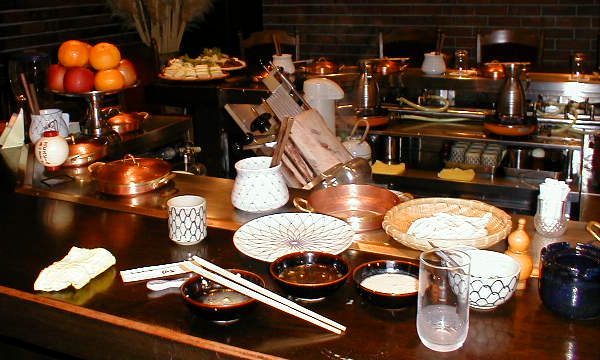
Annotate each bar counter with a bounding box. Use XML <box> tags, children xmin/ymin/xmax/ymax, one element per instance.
<box><xmin>0</xmin><ymin>148</ymin><xmax>599</xmax><ymax>359</ymax></box>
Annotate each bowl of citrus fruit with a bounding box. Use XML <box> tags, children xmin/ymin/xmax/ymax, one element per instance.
<box><xmin>48</xmin><ymin>40</ymin><xmax>138</xmax><ymax>94</ymax></box>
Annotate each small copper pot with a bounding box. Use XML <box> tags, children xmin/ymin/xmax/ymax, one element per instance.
<box><xmin>107</xmin><ymin>112</ymin><xmax>149</xmax><ymax>135</ymax></box>
<box><xmin>63</xmin><ymin>135</ymin><xmax>108</xmax><ymax>167</ymax></box>
<box><xmin>309</xmin><ymin>57</ymin><xmax>337</xmax><ymax>75</ymax></box>
<box><xmin>293</xmin><ymin>184</ymin><xmax>411</xmax><ymax>232</ymax></box>
<box><xmin>376</xmin><ymin>59</ymin><xmax>408</xmax><ymax>76</ymax></box>
<box><xmin>88</xmin><ymin>154</ymin><xmax>174</xmax><ymax>196</ymax></box>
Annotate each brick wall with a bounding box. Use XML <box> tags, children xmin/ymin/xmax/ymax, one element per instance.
<box><xmin>263</xmin><ymin>0</ymin><xmax>600</xmax><ymax>73</ymax></box>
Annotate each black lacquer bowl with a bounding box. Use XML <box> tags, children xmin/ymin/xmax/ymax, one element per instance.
<box><xmin>181</xmin><ymin>269</ymin><xmax>265</xmax><ymax>323</ymax></box>
<box><xmin>269</xmin><ymin>251</ymin><xmax>351</xmax><ymax>300</ymax></box>
<box><xmin>353</xmin><ymin>260</ymin><xmax>419</xmax><ymax>309</ymax></box>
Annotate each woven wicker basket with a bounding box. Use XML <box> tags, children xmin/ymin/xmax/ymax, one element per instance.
<box><xmin>382</xmin><ymin>197</ymin><xmax>513</xmax><ymax>251</ymax></box>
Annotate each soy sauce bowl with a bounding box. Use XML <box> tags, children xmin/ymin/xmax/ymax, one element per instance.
<box><xmin>180</xmin><ymin>269</ymin><xmax>265</xmax><ymax>323</ymax></box>
<box><xmin>269</xmin><ymin>251</ymin><xmax>351</xmax><ymax>300</ymax></box>
<box><xmin>353</xmin><ymin>260</ymin><xmax>419</xmax><ymax>309</ymax></box>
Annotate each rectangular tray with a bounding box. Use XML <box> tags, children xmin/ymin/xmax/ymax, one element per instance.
<box><xmin>503</xmin><ymin>167</ymin><xmax>562</xmax><ymax>180</ymax></box>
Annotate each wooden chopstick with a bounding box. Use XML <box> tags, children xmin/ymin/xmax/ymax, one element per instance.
<box><xmin>182</xmin><ymin>256</ymin><xmax>346</xmax><ymax>335</ymax></box>
<box><xmin>272</xmin><ymin>34</ymin><xmax>282</xmax><ymax>56</ymax></box>
<box><xmin>270</xmin><ymin>116</ymin><xmax>294</xmax><ymax>167</ymax></box>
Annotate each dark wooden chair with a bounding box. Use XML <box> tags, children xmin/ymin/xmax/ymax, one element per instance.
<box><xmin>476</xmin><ymin>29</ymin><xmax>544</xmax><ymax>68</ymax></box>
<box><xmin>238</xmin><ymin>29</ymin><xmax>300</xmax><ymax>71</ymax></box>
<box><xmin>377</xmin><ymin>28</ymin><xmax>443</xmax><ymax>67</ymax></box>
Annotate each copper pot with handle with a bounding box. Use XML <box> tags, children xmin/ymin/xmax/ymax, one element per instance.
<box><xmin>309</xmin><ymin>57</ymin><xmax>338</xmax><ymax>75</ymax></box>
<box><xmin>88</xmin><ymin>154</ymin><xmax>175</xmax><ymax>196</ymax></box>
<box><xmin>63</xmin><ymin>135</ymin><xmax>109</xmax><ymax>167</ymax></box>
<box><xmin>293</xmin><ymin>184</ymin><xmax>412</xmax><ymax>232</ymax></box>
<box><xmin>107</xmin><ymin>111</ymin><xmax>150</xmax><ymax>135</ymax></box>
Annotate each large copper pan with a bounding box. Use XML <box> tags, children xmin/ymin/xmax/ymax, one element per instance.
<box><xmin>88</xmin><ymin>154</ymin><xmax>174</xmax><ymax>196</ymax></box>
<box><xmin>294</xmin><ymin>184</ymin><xmax>411</xmax><ymax>232</ymax></box>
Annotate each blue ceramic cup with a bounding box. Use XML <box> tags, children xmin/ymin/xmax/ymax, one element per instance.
<box><xmin>539</xmin><ymin>242</ymin><xmax>600</xmax><ymax>320</ymax></box>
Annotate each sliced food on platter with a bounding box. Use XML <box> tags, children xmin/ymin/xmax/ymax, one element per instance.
<box><xmin>233</xmin><ymin>213</ymin><xmax>355</xmax><ymax>262</ymax></box>
<box><xmin>159</xmin><ymin>48</ymin><xmax>246</xmax><ymax>80</ymax></box>
<box><xmin>160</xmin><ymin>56</ymin><xmax>228</xmax><ymax>81</ymax></box>
<box><xmin>199</xmin><ymin>47</ymin><xmax>246</xmax><ymax>70</ymax></box>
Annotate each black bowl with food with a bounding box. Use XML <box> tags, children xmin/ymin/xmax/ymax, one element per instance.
<box><xmin>269</xmin><ymin>251</ymin><xmax>351</xmax><ymax>300</ymax></box>
<box><xmin>181</xmin><ymin>269</ymin><xmax>264</xmax><ymax>323</ymax></box>
<box><xmin>353</xmin><ymin>260</ymin><xmax>419</xmax><ymax>309</ymax></box>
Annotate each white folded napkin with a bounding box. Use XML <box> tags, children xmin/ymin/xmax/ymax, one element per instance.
<box><xmin>538</xmin><ymin>178</ymin><xmax>570</xmax><ymax>222</ymax></box>
<box><xmin>34</xmin><ymin>247</ymin><xmax>116</xmax><ymax>292</ymax></box>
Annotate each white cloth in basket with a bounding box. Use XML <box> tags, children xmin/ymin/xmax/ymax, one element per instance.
<box><xmin>407</xmin><ymin>212</ymin><xmax>492</xmax><ymax>240</ymax></box>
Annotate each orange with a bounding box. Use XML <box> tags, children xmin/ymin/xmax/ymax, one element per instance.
<box><xmin>94</xmin><ymin>69</ymin><xmax>124</xmax><ymax>91</ymax></box>
<box><xmin>58</xmin><ymin>40</ymin><xmax>91</xmax><ymax>67</ymax></box>
<box><xmin>89</xmin><ymin>42</ymin><xmax>121</xmax><ymax>71</ymax></box>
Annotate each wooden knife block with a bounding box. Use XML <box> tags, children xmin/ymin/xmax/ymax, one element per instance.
<box><xmin>225</xmin><ymin>104</ymin><xmax>352</xmax><ymax>188</ymax></box>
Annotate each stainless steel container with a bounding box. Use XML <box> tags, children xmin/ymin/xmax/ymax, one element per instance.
<box><xmin>496</xmin><ymin>62</ymin><xmax>529</xmax><ymax>122</ymax></box>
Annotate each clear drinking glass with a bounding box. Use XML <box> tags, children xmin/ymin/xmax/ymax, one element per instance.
<box><xmin>8</xmin><ymin>51</ymin><xmax>50</xmax><ymax>107</ymax></box>
<box><xmin>454</xmin><ymin>49</ymin><xmax>469</xmax><ymax>76</ymax></box>
<box><xmin>570</xmin><ymin>52</ymin><xmax>585</xmax><ymax>81</ymax></box>
<box><xmin>533</xmin><ymin>198</ymin><xmax>569</xmax><ymax>237</ymax></box>
<box><xmin>417</xmin><ymin>248</ymin><xmax>471</xmax><ymax>352</ymax></box>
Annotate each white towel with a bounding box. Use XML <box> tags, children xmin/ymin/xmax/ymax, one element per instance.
<box><xmin>34</xmin><ymin>247</ymin><xmax>116</xmax><ymax>292</ymax></box>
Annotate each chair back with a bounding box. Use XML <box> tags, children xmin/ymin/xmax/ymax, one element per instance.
<box><xmin>239</xmin><ymin>29</ymin><xmax>299</xmax><ymax>71</ymax></box>
<box><xmin>378</xmin><ymin>28</ymin><xmax>442</xmax><ymax>67</ymax></box>
<box><xmin>477</xmin><ymin>29</ymin><xmax>544</xmax><ymax>68</ymax></box>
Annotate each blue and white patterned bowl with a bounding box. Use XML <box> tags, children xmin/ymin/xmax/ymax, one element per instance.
<box><xmin>466</xmin><ymin>249</ymin><xmax>520</xmax><ymax>310</ymax></box>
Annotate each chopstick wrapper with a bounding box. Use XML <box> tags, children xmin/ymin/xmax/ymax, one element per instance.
<box><xmin>34</xmin><ymin>247</ymin><xmax>116</xmax><ymax>291</ymax></box>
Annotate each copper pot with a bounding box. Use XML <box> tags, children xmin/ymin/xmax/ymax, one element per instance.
<box><xmin>293</xmin><ymin>184</ymin><xmax>411</xmax><ymax>232</ymax></box>
<box><xmin>482</xmin><ymin>61</ymin><xmax>505</xmax><ymax>79</ymax></box>
<box><xmin>63</xmin><ymin>135</ymin><xmax>108</xmax><ymax>167</ymax></box>
<box><xmin>88</xmin><ymin>154</ymin><xmax>174</xmax><ymax>195</ymax></box>
<box><xmin>376</xmin><ymin>58</ymin><xmax>408</xmax><ymax>76</ymax></box>
<box><xmin>107</xmin><ymin>112</ymin><xmax>149</xmax><ymax>135</ymax></box>
<box><xmin>309</xmin><ymin>57</ymin><xmax>337</xmax><ymax>75</ymax></box>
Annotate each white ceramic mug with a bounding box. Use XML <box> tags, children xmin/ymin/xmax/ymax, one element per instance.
<box><xmin>167</xmin><ymin>195</ymin><xmax>208</xmax><ymax>245</ymax></box>
<box><xmin>29</xmin><ymin>108</ymin><xmax>69</xmax><ymax>144</ymax></box>
<box><xmin>231</xmin><ymin>156</ymin><xmax>289</xmax><ymax>212</ymax></box>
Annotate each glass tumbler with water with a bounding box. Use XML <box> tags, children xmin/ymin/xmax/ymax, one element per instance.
<box><xmin>417</xmin><ymin>248</ymin><xmax>471</xmax><ymax>352</ymax></box>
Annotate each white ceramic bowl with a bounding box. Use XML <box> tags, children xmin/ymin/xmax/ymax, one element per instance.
<box><xmin>466</xmin><ymin>249</ymin><xmax>521</xmax><ymax>310</ymax></box>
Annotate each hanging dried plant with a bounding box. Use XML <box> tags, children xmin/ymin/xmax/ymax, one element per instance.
<box><xmin>107</xmin><ymin>0</ymin><xmax>214</xmax><ymax>54</ymax></box>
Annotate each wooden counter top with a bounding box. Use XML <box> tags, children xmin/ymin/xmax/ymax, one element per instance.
<box><xmin>0</xmin><ymin>189</ymin><xmax>598</xmax><ymax>360</ymax></box>
<box><xmin>0</xmin><ymin>146</ymin><xmax>598</xmax><ymax>359</ymax></box>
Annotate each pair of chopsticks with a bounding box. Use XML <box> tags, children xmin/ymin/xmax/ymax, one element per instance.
<box><xmin>182</xmin><ymin>256</ymin><xmax>346</xmax><ymax>335</ymax></box>
<box><xmin>19</xmin><ymin>73</ymin><xmax>40</xmax><ymax>115</ymax></box>
<box><xmin>270</xmin><ymin>116</ymin><xmax>294</xmax><ymax>167</ymax></box>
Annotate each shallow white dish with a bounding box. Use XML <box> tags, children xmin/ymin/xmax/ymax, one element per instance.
<box><xmin>233</xmin><ymin>213</ymin><xmax>355</xmax><ymax>262</ymax></box>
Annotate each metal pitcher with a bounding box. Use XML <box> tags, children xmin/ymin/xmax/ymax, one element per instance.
<box><xmin>354</xmin><ymin>60</ymin><xmax>379</xmax><ymax>116</ymax></box>
<box><xmin>496</xmin><ymin>62</ymin><xmax>529</xmax><ymax>122</ymax></box>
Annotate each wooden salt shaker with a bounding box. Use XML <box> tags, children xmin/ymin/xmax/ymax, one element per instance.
<box><xmin>505</xmin><ymin>218</ymin><xmax>533</xmax><ymax>290</ymax></box>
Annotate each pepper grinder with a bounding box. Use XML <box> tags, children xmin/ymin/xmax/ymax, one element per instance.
<box><xmin>505</xmin><ymin>218</ymin><xmax>533</xmax><ymax>290</ymax></box>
